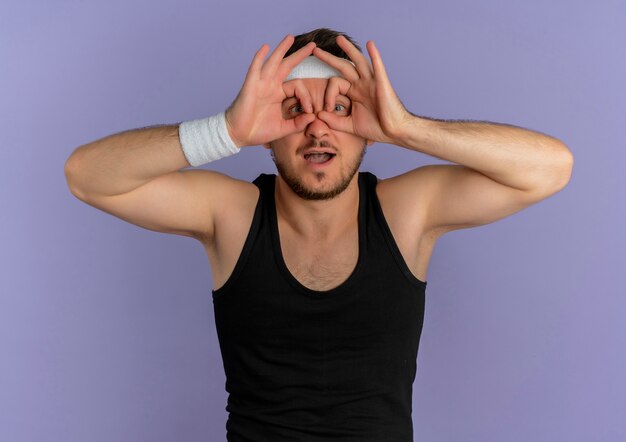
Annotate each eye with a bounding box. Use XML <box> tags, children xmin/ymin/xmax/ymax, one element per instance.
<box><xmin>289</xmin><ymin>103</ymin><xmax>304</xmax><ymax>114</ymax></box>
<box><xmin>334</xmin><ymin>103</ymin><xmax>350</xmax><ymax>114</ymax></box>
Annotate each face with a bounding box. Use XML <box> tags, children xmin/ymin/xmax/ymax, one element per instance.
<box><xmin>266</xmin><ymin>78</ymin><xmax>368</xmax><ymax>201</ymax></box>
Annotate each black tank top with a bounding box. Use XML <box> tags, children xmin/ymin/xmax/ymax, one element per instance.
<box><xmin>212</xmin><ymin>172</ymin><xmax>427</xmax><ymax>441</ymax></box>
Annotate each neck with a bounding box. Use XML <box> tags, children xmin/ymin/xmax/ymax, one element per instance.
<box><xmin>274</xmin><ymin>174</ymin><xmax>360</xmax><ymax>240</ymax></box>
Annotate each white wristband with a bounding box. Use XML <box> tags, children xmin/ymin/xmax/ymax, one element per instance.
<box><xmin>178</xmin><ymin>111</ymin><xmax>241</xmax><ymax>167</ymax></box>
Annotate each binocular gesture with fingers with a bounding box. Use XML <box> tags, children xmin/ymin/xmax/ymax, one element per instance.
<box><xmin>225</xmin><ymin>33</ymin><xmax>412</xmax><ymax>149</ymax></box>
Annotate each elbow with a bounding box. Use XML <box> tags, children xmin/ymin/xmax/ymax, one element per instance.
<box><xmin>545</xmin><ymin>142</ymin><xmax>574</xmax><ymax>193</ymax></box>
<box><xmin>555</xmin><ymin>142</ymin><xmax>574</xmax><ymax>190</ymax></box>
<box><xmin>64</xmin><ymin>149</ymin><xmax>87</xmax><ymax>200</ymax></box>
<box><xmin>528</xmin><ymin>142</ymin><xmax>574</xmax><ymax>198</ymax></box>
<box><xmin>64</xmin><ymin>151</ymin><xmax>78</xmax><ymax>187</ymax></box>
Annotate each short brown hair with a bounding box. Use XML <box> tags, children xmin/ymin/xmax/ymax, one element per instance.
<box><xmin>284</xmin><ymin>28</ymin><xmax>362</xmax><ymax>60</ymax></box>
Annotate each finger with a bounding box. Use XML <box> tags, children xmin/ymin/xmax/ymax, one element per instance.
<box><xmin>281</xmin><ymin>112</ymin><xmax>316</xmax><ymax>135</ymax></box>
<box><xmin>282</xmin><ymin>79</ymin><xmax>313</xmax><ymax>113</ymax></box>
<box><xmin>323</xmin><ymin>76</ymin><xmax>352</xmax><ymax>113</ymax></box>
<box><xmin>276</xmin><ymin>42</ymin><xmax>316</xmax><ymax>80</ymax></box>
<box><xmin>312</xmin><ymin>47</ymin><xmax>359</xmax><ymax>82</ymax></box>
<box><xmin>317</xmin><ymin>111</ymin><xmax>353</xmax><ymax>134</ymax></box>
<box><xmin>244</xmin><ymin>44</ymin><xmax>270</xmax><ymax>83</ymax></box>
<box><xmin>366</xmin><ymin>40</ymin><xmax>391</xmax><ymax>87</ymax></box>
<box><xmin>336</xmin><ymin>34</ymin><xmax>373</xmax><ymax>79</ymax></box>
<box><xmin>292</xmin><ymin>112</ymin><xmax>317</xmax><ymax>132</ymax></box>
<box><xmin>261</xmin><ymin>34</ymin><xmax>295</xmax><ymax>78</ymax></box>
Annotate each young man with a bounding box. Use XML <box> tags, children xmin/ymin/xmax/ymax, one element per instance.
<box><xmin>64</xmin><ymin>28</ymin><xmax>573</xmax><ymax>441</ymax></box>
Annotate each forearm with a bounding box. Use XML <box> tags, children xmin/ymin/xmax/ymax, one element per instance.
<box><xmin>64</xmin><ymin>124</ymin><xmax>190</xmax><ymax>198</ymax></box>
<box><xmin>395</xmin><ymin>115</ymin><xmax>574</xmax><ymax>191</ymax></box>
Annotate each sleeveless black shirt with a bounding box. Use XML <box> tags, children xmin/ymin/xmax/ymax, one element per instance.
<box><xmin>212</xmin><ymin>172</ymin><xmax>427</xmax><ymax>441</ymax></box>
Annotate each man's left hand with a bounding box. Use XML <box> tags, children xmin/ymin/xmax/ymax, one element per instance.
<box><xmin>312</xmin><ymin>36</ymin><xmax>413</xmax><ymax>145</ymax></box>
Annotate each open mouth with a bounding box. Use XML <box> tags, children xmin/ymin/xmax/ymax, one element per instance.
<box><xmin>304</xmin><ymin>153</ymin><xmax>336</xmax><ymax>164</ymax></box>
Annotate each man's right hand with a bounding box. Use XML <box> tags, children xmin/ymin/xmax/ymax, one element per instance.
<box><xmin>224</xmin><ymin>35</ymin><xmax>318</xmax><ymax>148</ymax></box>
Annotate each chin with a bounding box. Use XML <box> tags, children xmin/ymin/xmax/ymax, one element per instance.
<box><xmin>277</xmin><ymin>168</ymin><xmax>356</xmax><ymax>201</ymax></box>
<box><xmin>272</xmin><ymin>143</ymin><xmax>367</xmax><ymax>201</ymax></box>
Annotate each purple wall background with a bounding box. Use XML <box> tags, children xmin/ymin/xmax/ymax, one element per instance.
<box><xmin>2</xmin><ymin>0</ymin><xmax>624</xmax><ymax>440</ymax></box>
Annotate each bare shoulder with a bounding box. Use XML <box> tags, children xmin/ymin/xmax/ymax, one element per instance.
<box><xmin>374</xmin><ymin>166</ymin><xmax>436</xmax><ymax>235</ymax></box>
<box><xmin>194</xmin><ymin>170</ymin><xmax>260</xmax><ymax>243</ymax></box>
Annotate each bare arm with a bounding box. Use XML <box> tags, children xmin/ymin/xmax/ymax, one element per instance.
<box><xmin>395</xmin><ymin>116</ymin><xmax>573</xmax><ymax>193</ymax></box>
<box><xmin>63</xmin><ymin>123</ymin><xmax>245</xmax><ymax>241</ymax></box>
<box><xmin>63</xmin><ymin>35</ymin><xmax>320</xmax><ymax>242</ymax></box>
<box><xmin>387</xmin><ymin>116</ymin><xmax>573</xmax><ymax>234</ymax></box>
<box><xmin>64</xmin><ymin>124</ymin><xmax>189</xmax><ymax>198</ymax></box>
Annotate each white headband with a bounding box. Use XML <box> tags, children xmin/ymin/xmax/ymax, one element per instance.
<box><xmin>284</xmin><ymin>56</ymin><xmax>354</xmax><ymax>82</ymax></box>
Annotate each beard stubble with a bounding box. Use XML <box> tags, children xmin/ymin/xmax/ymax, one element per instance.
<box><xmin>271</xmin><ymin>139</ymin><xmax>368</xmax><ymax>201</ymax></box>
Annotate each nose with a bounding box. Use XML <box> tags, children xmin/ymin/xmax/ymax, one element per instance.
<box><xmin>304</xmin><ymin>111</ymin><xmax>330</xmax><ymax>140</ymax></box>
